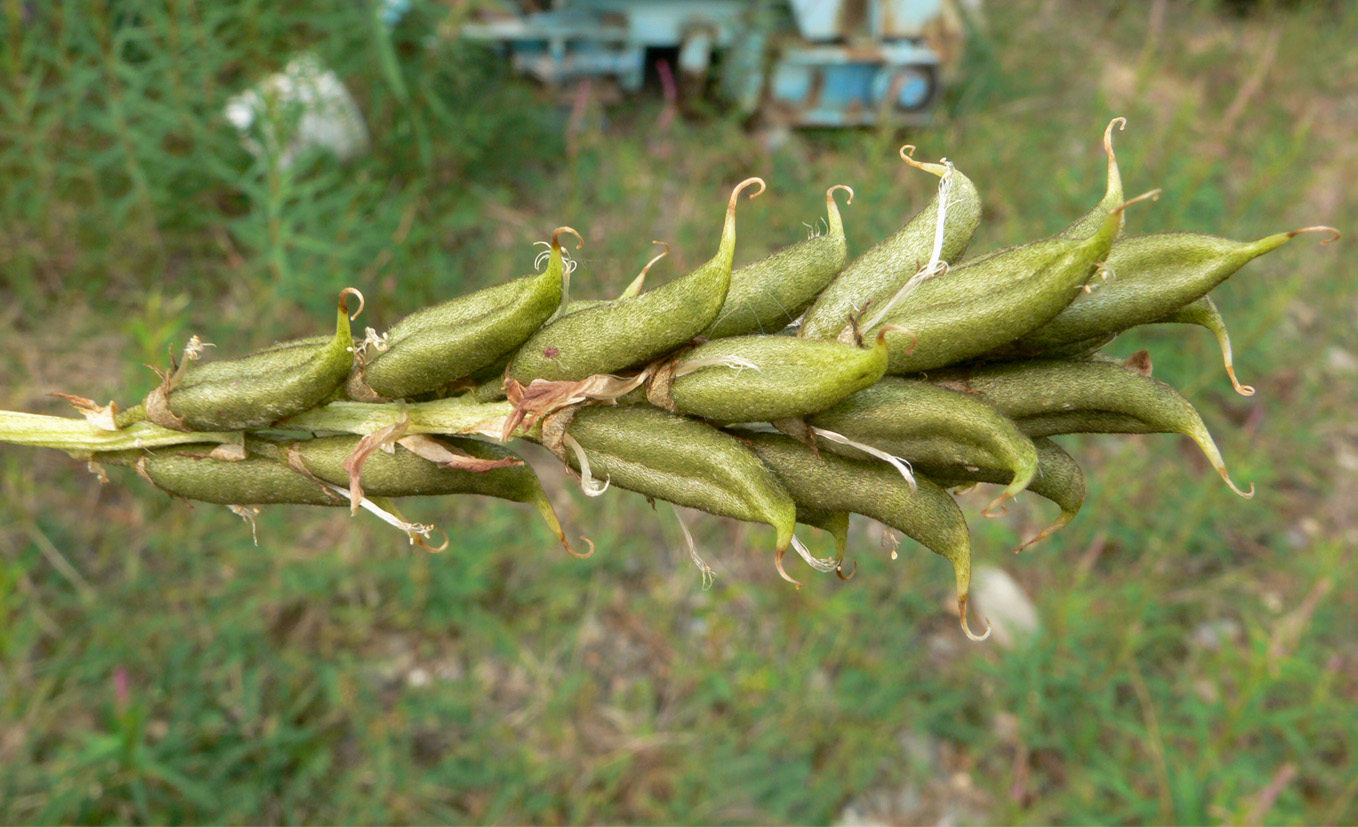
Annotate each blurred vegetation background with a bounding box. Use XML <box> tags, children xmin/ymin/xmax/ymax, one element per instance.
<box><xmin>1</xmin><ymin>0</ymin><xmax>1355</xmax><ymax>823</ymax></box>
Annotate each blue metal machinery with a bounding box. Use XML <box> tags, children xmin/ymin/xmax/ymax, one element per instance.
<box><xmin>461</xmin><ymin>1</ymin><xmax>956</xmax><ymax>126</ymax></box>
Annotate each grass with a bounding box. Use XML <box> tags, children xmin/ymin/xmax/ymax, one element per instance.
<box><xmin>2</xmin><ymin>0</ymin><xmax>1357</xmax><ymax>823</ymax></box>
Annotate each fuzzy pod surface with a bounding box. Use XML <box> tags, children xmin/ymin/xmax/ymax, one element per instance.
<box><xmin>667</xmin><ymin>330</ymin><xmax>889</xmax><ymax>423</ymax></box>
<box><xmin>135</xmin><ymin>446</ymin><xmax>339</xmax><ymax>506</ymax></box>
<box><xmin>873</xmin><ymin>199</ymin><xmax>1122</xmax><ymax>374</ymax></box>
<box><xmin>800</xmin><ymin>149</ymin><xmax>981</xmax><ymax>342</ymax></box>
<box><xmin>918</xmin><ymin>437</ymin><xmax>1085</xmax><ymax>552</ymax></box>
<box><xmin>745</xmin><ymin>431</ymin><xmax>985</xmax><ymax>638</ymax></box>
<box><xmin>292</xmin><ymin>434</ymin><xmax>572</xmax><ymax>549</ymax></box>
<box><xmin>702</xmin><ymin>185</ymin><xmax>852</xmax><ymax>339</ymax></box>
<box><xmin>808</xmin><ymin>376</ymin><xmax>1038</xmax><ymax>512</ymax></box>
<box><xmin>508</xmin><ymin>179</ymin><xmax>764</xmax><ymax>383</ymax></box>
<box><xmin>555</xmin><ymin>404</ymin><xmax>796</xmax><ymax>553</ymax></box>
<box><xmin>937</xmin><ymin>357</ymin><xmax>1252</xmax><ymax>497</ymax></box>
<box><xmin>351</xmin><ymin>228</ymin><xmax>579</xmax><ymax>400</ymax></box>
<box><xmin>158</xmin><ymin>290</ymin><xmax>360</xmax><ymax>431</ymax></box>
<box><xmin>295</xmin><ymin>435</ymin><xmax>534</xmax><ymax>501</ymax></box>
<box><xmin>1016</xmin><ymin>227</ymin><xmax>1334</xmax><ymax>353</ymax></box>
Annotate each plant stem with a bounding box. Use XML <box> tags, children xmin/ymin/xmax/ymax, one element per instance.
<box><xmin>0</xmin><ymin>411</ymin><xmax>237</xmax><ymax>454</ymax></box>
<box><xmin>0</xmin><ymin>397</ymin><xmax>522</xmax><ymax>457</ymax></box>
<box><xmin>279</xmin><ymin>397</ymin><xmax>516</xmax><ymax>438</ymax></box>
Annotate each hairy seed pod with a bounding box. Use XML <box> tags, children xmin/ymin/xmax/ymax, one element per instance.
<box><xmin>935</xmin><ymin>357</ymin><xmax>1253</xmax><ymax>498</ymax></box>
<box><xmin>290</xmin><ymin>435</ymin><xmax>573</xmax><ymax>551</ymax></box>
<box><xmin>508</xmin><ymin>179</ymin><xmax>764</xmax><ymax>383</ymax></box>
<box><xmin>152</xmin><ymin>289</ymin><xmax>362</xmax><ymax>431</ymax></box>
<box><xmin>1014</xmin><ymin>226</ymin><xmax>1338</xmax><ymax>355</ymax></box>
<box><xmin>665</xmin><ymin>329</ymin><xmax>889</xmax><ymax>423</ymax></box>
<box><xmin>134</xmin><ymin>445</ymin><xmax>340</xmax><ymax>505</ymax></box>
<box><xmin>961</xmin><ymin>118</ymin><xmax>1127</xmax><ymax>273</ymax></box>
<box><xmin>800</xmin><ymin>148</ymin><xmax>981</xmax><ymax>342</ymax></box>
<box><xmin>1059</xmin><ymin>118</ymin><xmax>1127</xmax><ymax>240</ymax></box>
<box><xmin>808</xmin><ymin>376</ymin><xmax>1038</xmax><ymax>514</ymax></box>
<box><xmin>873</xmin><ymin>189</ymin><xmax>1138</xmax><ymax>374</ymax></box>
<box><xmin>703</xmin><ymin>185</ymin><xmax>853</xmax><ymax>339</ymax></box>
<box><xmin>916</xmin><ymin>437</ymin><xmax>1084</xmax><ymax>553</ymax></box>
<box><xmin>1150</xmin><ymin>295</ymin><xmax>1253</xmax><ymax>395</ymax></box>
<box><xmin>551</xmin><ymin>404</ymin><xmax>796</xmax><ymax>557</ymax></box>
<box><xmin>744</xmin><ymin>432</ymin><xmax>987</xmax><ymax>638</ymax></box>
<box><xmin>350</xmin><ymin>228</ymin><xmax>581</xmax><ymax>401</ymax></box>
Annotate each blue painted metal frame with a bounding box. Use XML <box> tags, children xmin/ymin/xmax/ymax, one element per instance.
<box><xmin>461</xmin><ymin>0</ymin><xmax>949</xmax><ymax>126</ymax></box>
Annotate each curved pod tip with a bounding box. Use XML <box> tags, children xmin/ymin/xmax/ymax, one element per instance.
<box><xmin>981</xmin><ymin>500</ymin><xmax>1010</xmax><ymax>519</ymax></box>
<box><xmin>960</xmin><ymin>594</ymin><xmax>992</xmax><ymax>642</ymax></box>
<box><xmin>415</xmin><ymin>528</ymin><xmax>451</xmax><ymax>553</ymax></box>
<box><xmin>898</xmin><ymin>145</ymin><xmax>950</xmax><ymax>178</ymax></box>
<box><xmin>1219</xmin><ymin>466</ymin><xmax>1255</xmax><ymax>499</ymax></box>
<box><xmin>1287</xmin><ymin>226</ymin><xmax>1340</xmax><ymax>245</ymax></box>
<box><xmin>339</xmin><ymin>287</ymin><xmax>365</xmax><ymax>320</ymax></box>
<box><xmin>1013</xmin><ymin>512</ymin><xmax>1077</xmax><ymax>554</ymax></box>
<box><xmin>1103</xmin><ymin>116</ymin><xmax>1127</xmax><ymax>152</ymax></box>
<box><xmin>836</xmin><ymin>559</ymin><xmax>858</xmax><ymax>581</ymax></box>
<box><xmin>565</xmin><ymin>535</ymin><xmax>596</xmax><ymax>559</ymax></box>
<box><xmin>774</xmin><ymin>543</ymin><xmax>804</xmax><ymax>590</ymax></box>
<box><xmin>729</xmin><ymin>177</ymin><xmax>766</xmax><ymax>213</ymax></box>
<box><xmin>643</xmin><ymin>240</ymin><xmax>671</xmax><ymax>272</ymax></box>
<box><xmin>1226</xmin><ymin>368</ymin><xmax>1256</xmax><ymax>397</ymax></box>
<box><xmin>828</xmin><ymin>184</ymin><xmax>854</xmax><ymax>206</ymax></box>
<box><xmin>552</xmin><ymin>226</ymin><xmax>584</xmax><ymax>250</ymax></box>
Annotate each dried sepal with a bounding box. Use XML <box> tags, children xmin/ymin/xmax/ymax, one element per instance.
<box><xmin>395</xmin><ymin>434</ymin><xmax>522</xmax><ymax>472</ymax></box>
<box><xmin>341</xmin><ymin>408</ymin><xmax>411</xmax><ymax>512</ymax></box>
<box><xmin>502</xmin><ymin>371</ymin><xmax>648</xmax><ymax>442</ymax></box>
<box><xmin>50</xmin><ymin>393</ymin><xmax>121</xmax><ymax>432</ymax></box>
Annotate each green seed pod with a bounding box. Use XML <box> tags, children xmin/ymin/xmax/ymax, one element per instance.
<box><xmin>134</xmin><ymin>445</ymin><xmax>339</xmax><ymax>505</ymax></box>
<box><xmin>1058</xmin><ymin>117</ymin><xmax>1127</xmax><ymax>240</ymax></box>
<box><xmin>1036</xmin><ymin>332</ymin><xmax>1119</xmax><ymax>359</ymax></box>
<box><xmin>1013</xmin><ymin>409</ymin><xmax>1150</xmax><ymax>438</ymax></box>
<box><xmin>936</xmin><ymin>357</ymin><xmax>1253</xmax><ymax>498</ymax></box>
<box><xmin>665</xmin><ymin>329</ymin><xmax>890</xmax><ymax>423</ymax></box>
<box><xmin>962</xmin><ymin>118</ymin><xmax>1127</xmax><ymax>270</ymax></box>
<box><xmin>808</xmin><ymin>376</ymin><xmax>1038</xmax><ymax>515</ymax></box>
<box><xmin>702</xmin><ymin>185</ymin><xmax>853</xmax><ymax>339</ymax></box>
<box><xmin>744</xmin><ymin>432</ymin><xmax>987</xmax><ymax>639</ymax></box>
<box><xmin>507</xmin><ymin>178</ymin><xmax>765</xmax><ymax>383</ymax></box>
<box><xmin>350</xmin><ymin>228</ymin><xmax>581</xmax><ymax>401</ymax></box>
<box><xmin>872</xmin><ymin>187</ymin><xmax>1146</xmax><ymax>374</ymax></box>
<box><xmin>1151</xmin><ymin>295</ymin><xmax>1253</xmax><ymax>395</ymax></box>
<box><xmin>150</xmin><ymin>289</ymin><xmax>363</xmax><ymax>431</ymax></box>
<box><xmin>800</xmin><ymin>148</ymin><xmax>981</xmax><ymax>342</ymax></box>
<box><xmin>550</xmin><ymin>404</ymin><xmax>796</xmax><ymax>561</ymax></box>
<box><xmin>1014</xmin><ymin>226</ymin><xmax>1338</xmax><ymax>355</ymax></box>
<box><xmin>291</xmin><ymin>434</ymin><xmax>575</xmax><ymax>553</ymax></box>
<box><xmin>917</xmin><ymin>437</ymin><xmax>1085</xmax><ymax>553</ymax></box>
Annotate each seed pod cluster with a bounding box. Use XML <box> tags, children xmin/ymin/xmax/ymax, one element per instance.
<box><xmin>19</xmin><ymin>119</ymin><xmax>1337</xmax><ymax>641</ymax></box>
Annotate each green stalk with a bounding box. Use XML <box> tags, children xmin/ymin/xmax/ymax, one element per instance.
<box><xmin>0</xmin><ymin>411</ymin><xmax>238</xmax><ymax>453</ymax></box>
<box><xmin>280</xmin><ymin>397</ymin><xmax>518</xmax><ymax>438</ymax></box>
<box><xmin>0</xmin><ymin>397</ymin><xmax>524</xmax><ymax>457</ymax></box>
